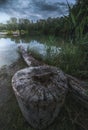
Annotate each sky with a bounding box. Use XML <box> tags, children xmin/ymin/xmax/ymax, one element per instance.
<box><xmin>0</xmin><ymin>0</ymin><xmax>76</xmax><ymax>23</ymax></box>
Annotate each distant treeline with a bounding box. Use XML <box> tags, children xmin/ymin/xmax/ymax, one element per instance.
<box><xmin>0</xmin><ymin>0</ymin><xmax>88</xmax><ymax>41</ymax></box>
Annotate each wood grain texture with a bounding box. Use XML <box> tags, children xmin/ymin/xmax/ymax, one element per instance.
<box><xmin>12</xmin><ymin>66</ymin><xmax>68</xmax><ymax>129</ymax></box>
<box><xmin>12</xmin><ymin>45</ymin><xmax>88</xmax><ymax>129</ymax></box>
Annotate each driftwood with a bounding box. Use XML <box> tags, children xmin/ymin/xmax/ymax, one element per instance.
<box><xmin>67</xmin><ymin>74</ymin><xmax>88</xmax><ymax>109</ymax></box>
<box><xmin>18</xmin><ymin>46</ymin><xmax>88</xmax><ymax>109</ymax></box>
<box><xmin>12</xmin><ymin>45</ymin><xmax>88</xmax><ymax>129</ymax></box>
<box><xmin>18</xmin><ymin>46</ymin><xmax>43</xmax><ymax>66</ymax></box>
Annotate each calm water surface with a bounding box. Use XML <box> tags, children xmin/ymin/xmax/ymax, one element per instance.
<box><xmin>0</xmin><ymin>36</ymin><xmax>62</xmax><ymax>68</ymax></box>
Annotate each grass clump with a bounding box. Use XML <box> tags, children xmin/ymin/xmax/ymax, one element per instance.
<box><xmin>28</xmin><ymin>40</ymin><xmax>88</xmax><ymax>80</ymax></box>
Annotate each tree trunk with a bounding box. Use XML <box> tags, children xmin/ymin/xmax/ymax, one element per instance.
<box><xmin>18</xmin><ymin>46</ymin><xmax>43</xmax><ymax>66</ymax></box>
<box><xmin>12</xmin><ymin>45</ymin><xmax>88</xmax><ymax>129</ymax></box>
<box><xmin>12</xmin><ymin>66</ymin><xmax>68</xmax><ymax>129</ymax></box>
<box><xmin>67</xmin><ymin>74</ymin><xmax>88</xmax><ymax>109</ymax></box>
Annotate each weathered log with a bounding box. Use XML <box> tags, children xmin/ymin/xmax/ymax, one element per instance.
<box><xmin>67</xmin><ymin>74</ymin><xmax>88</xmax><ymax>109</ymax></box>
<box><xmin>18</xmin><ymin>46</ymin><xmax>43</xmax><ymax>66</ymax></box>
<box><xmin>18</xmin><ymin>45</ymin><xmax>88</xmax><ymax>108</ymax></box>
<box><xmin>12</xmin><ymin>66</ymin><xmax>68</xmax><ymax>129</ymax></box>
<box><xmin>12</xmin><ymin>45</ymin><xmax>88</xmax><ymax>129</ymax></box>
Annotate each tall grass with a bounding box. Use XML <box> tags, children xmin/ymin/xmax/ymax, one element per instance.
<box><xmin>66</xmin><ymin>0</ymin><xmax>88</xmax><ymax>42</ymax></box>
<box><xmin>60</xmin><ymin>42</ymin><xmax>88</xmax><ymax>79</ymax></box>
<box><xmin>28</xmin><ymin>38</ymin><xmax>88</xmax><ymax>80</ymax></box>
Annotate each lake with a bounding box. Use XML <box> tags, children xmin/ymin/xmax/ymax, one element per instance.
<box><xmin>0</xmin><ymin>35</ymin><xmax>62</xmax><ymax>68</ymax></box>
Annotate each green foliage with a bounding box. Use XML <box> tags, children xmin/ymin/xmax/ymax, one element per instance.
<box><xmin>28</xmin><ymin>38</ymin><xmax>88</xmax><ymax>79</ymax></box>
<box><xmin>7</xmin><ymin>30</ymin><xmax>13</xmax><ymax>35</ymax></box>
<box><xmin>59</xmin><ymin>44</ymin><xmax>81</xmax><ymax>76</ymax></box>
<box><xmin>0</xmin><ymin>0</ymin><xmax>87</xmax><ymax>78</ymax></box>
<box><xmin>67</xmin><ymin>0</ymin><xmax>88</xmax><ymax>41</ymax></box>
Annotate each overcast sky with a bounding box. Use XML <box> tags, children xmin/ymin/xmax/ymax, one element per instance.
<box><xmin>0</xmin><ymin>0</ymin><xmax>76</xmax><ymax>23</ymax></box>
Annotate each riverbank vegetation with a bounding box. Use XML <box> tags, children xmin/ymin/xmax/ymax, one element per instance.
<box><xmin>0</xmin><ymin>0</ymin><xmax>88</xmax><ymax>79</ymax></box>
<box><xmin>0</xmin><ymin>1</ymin><xmax>88</xmax><ymax>130</ymax></box>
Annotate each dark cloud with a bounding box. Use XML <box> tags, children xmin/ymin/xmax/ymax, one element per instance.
<box><xmin>39</xmin><ymin>4</ymin><xmax>58</xmax><ymax>11</ymax></box>
<box><xmin>0</xmin><ymin>0</ymin><xmax>8</xmax><ymax>4</ymax></box>
<box><xmin>31</xmin><ymin>1</ymin><xmax>67</xmax><ymax>12</ymax></box>
<box><xmin>0</xmin><ymin>0</ymin><xmax>76</xmax><ymax>22</ymax></box>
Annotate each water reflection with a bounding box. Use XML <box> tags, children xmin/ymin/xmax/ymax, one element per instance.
<box><xmin>0</xmin><ymin>38</ymin><xmax>19</xmax><ymax>67</ymax></box>
<box><xmin>28</xmin><ymin>40</ymin><xmax>61</xmax><ymax>56</ymax></box>
<box><xmin>0</xmin><ymin>36</ymin><xmax>61</xmax><ymax>68</ymax></box>
<box><xmin>29</xmin><ymin>40</ymin><xmax>46</xmax><ymax>56</ymax></box>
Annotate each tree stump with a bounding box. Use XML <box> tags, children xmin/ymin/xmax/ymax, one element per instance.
<box><xmin>12</xmin><ymin>66</ymin><xmax>68</xmax><ymax>129</ymax></box>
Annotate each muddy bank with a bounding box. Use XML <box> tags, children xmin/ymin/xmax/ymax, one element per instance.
<box><xmin>0</xmin><ymin>59</ymin><xmax>31</xmax><ymax>130</ymax></box>
<box><xmin>0</xmin><ymin>59</ymin><xmax>26</xmax><ymax>106</ymax></box>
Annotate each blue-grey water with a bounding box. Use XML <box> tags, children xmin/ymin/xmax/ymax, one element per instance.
<box><xmin>0</xmin><ymin>36</ymin><xmax>61</xmax><ymax>67</ymax></box>
<box><xmin>0</xmin><ymin>38</ymin><xmax>19</xmax><ymax>67</ymax></box>
<box><xmin>0</xmin><ymin>0</ymin><xmax>76</xmax><ymax>67</ymax></box>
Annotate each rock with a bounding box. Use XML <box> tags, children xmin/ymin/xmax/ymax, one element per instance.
<box><xmin>12</xmin><ymin>66</ymin><xmax>68</xmax><ymax>129</ymax></box>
